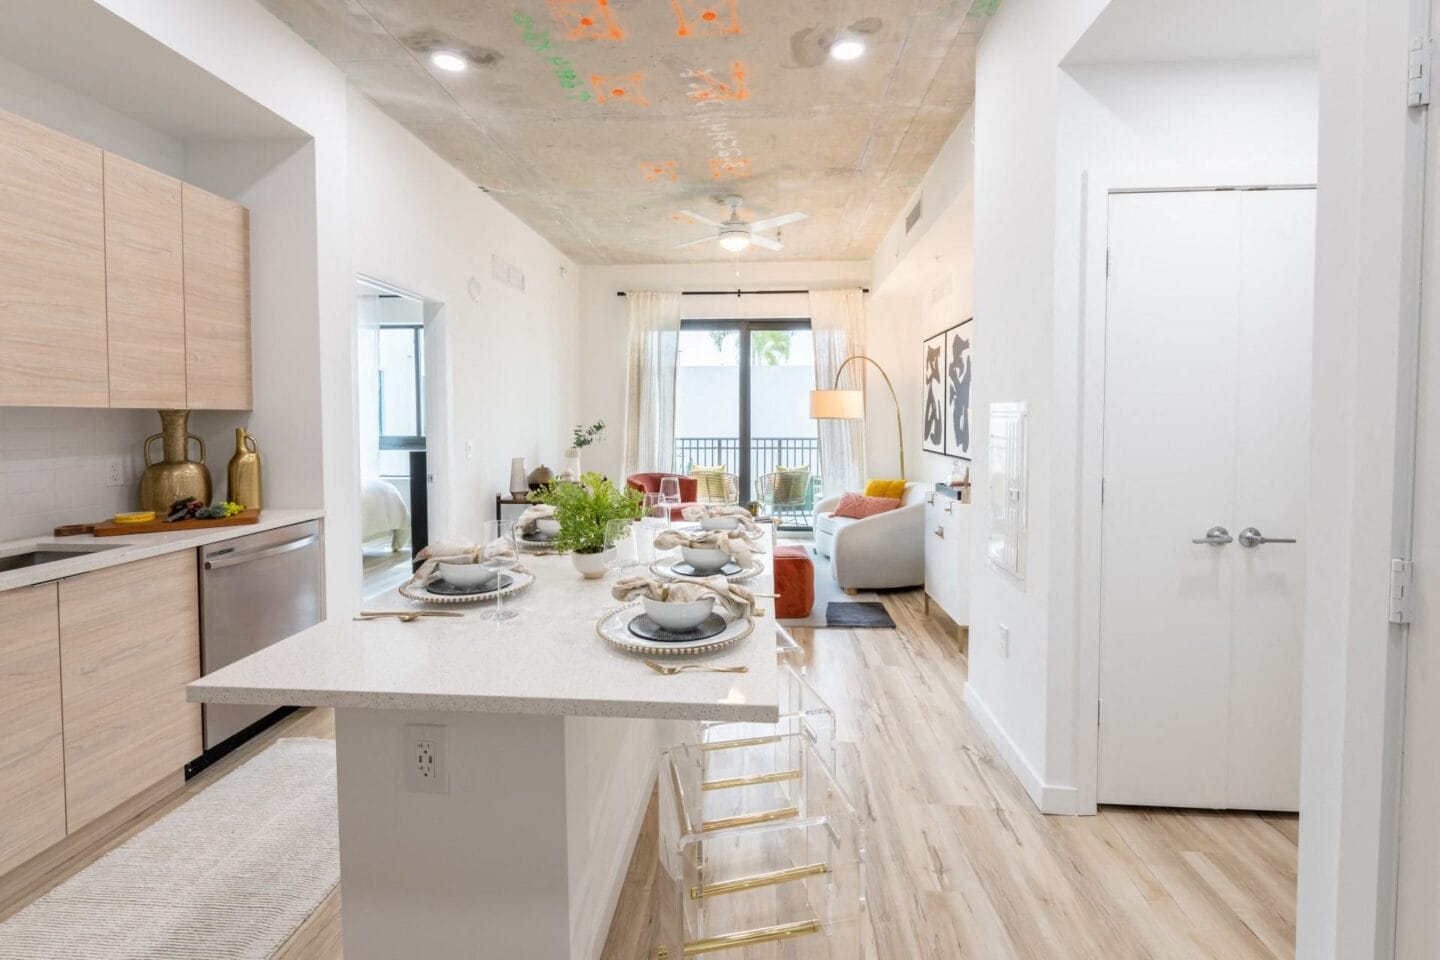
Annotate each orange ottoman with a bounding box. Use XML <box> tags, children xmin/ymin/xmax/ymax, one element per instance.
<box><xmin>773</xmin><ymin>545</ymin><xmax>815</xmax><ymax>619</ymax></box>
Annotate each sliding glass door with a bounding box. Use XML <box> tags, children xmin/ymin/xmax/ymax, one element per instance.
<box><xmin>674</xmin><ymin>320</ymin><xmax>818</xmax><ymax>528</ymax></box>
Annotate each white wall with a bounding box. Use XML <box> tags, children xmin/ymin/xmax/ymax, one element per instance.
<box><xmin>346</xmin><ymin>92</ymin><xmax>581</xmax><ymax>542</ymax></box>
<box><xmin>963</xmin><ymin>0</ymin><xmax>1320</xmax><ymax>812</ymax></box>
<box><xmin>577</xmin><ymin>262</ymin><xmax>874</xmax><ymax>485</ymax></box>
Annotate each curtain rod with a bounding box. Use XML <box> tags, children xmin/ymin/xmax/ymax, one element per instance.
<box><xmin>615</xmin><ymin>288</ymin><xmax>868</xmax><ymax>297</ymax></box>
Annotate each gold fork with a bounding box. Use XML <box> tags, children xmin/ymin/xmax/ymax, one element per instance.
<box><xmin>643</xmin><ymin>659</ymin><xmax>749</xmax><ymax>675</ymax></box>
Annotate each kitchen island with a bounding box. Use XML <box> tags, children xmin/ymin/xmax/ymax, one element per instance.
<box><xmin>188</xmin><ymin>552</ymin><xmax>779</xmax><ymax>960</ymax></box>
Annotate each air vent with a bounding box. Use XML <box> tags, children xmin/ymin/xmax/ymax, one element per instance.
<box><xmin>491</xmin><ymin>254</ymin><xmax>526</xmax><ymax>292</ymax></box>
<box><xmin>905</xmin><ymin>196</ymin><xmax>923</xmax><ymax>234</ymax></box>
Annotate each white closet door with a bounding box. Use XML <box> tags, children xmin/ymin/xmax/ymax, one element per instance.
<box><xmin>1098</xmin><ymin>190</ymin><xmax>1241</xmax><ymax>808</ymax></box>
<box><xmin>1227</xmin><ymin>189</ymin><xmax>1314</xmax><ymax>811</ymax></box>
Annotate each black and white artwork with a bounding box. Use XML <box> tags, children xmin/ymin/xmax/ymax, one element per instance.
<box><xmin>922</xmin><ymin>331</ymin><xmax>946</xmax><ymax>454</ymax></box>
<box><xmin>944</xmin><ymin>320</ymin><xmax>973</xmax><ymax>460</ymax></box>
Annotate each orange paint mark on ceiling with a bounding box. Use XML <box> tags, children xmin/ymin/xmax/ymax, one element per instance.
<box><xmin>709</xmin><ymin>157</ymin><xmax>751</xmax><ymax>179</ymax></box>
<box><xmin>590</xmin><ymin>74</ymin><xmax>650</xmax><ymax>106</ymax></box>
<box><xmin>550</xmin><ymin>0</ymin><xmax>625</xmax><ymax>41</ymax></box>
<box><xmin>641</xmin><ymin>161</ymin><xmax>680</xmax><ymax>182</ymax></box>
<box><xmin>685</xmin><ymin>62</ymin><xmax>750</xmax><ymax>102</ymax></box>
<box><xmin>671</xmin><ymin>0</ymin><xmax>742</xmax><ymax>37</ymax></box>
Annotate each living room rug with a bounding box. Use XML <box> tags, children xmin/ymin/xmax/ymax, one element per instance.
<box><xmin>825</xmin><ymin>601</ymin><xmax>898</xmax><ymax>629</ymax></box>
<box><xmin>0</xmin><ymin>738</ymin><xmax>338</xmax><ymax>960</ymax></box>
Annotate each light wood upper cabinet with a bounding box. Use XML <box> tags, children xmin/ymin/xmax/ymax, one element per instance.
<box><xmin>104</xmin><ymin>153</ymin><xmax>186</xmax><ymax>409</ymax></box>
<box><xmin>0</xmin><ymin>109</ymin><xmax>108</xmax><ymax>407</ymax></box>
<box><xmin>0</xmin><ymin>583</ymin><xmax>65</xmax><ymax>877</ymax></box>
<box><xmin>59</xmin><ymin>551</ymin><xmax>202</xmax><ymax>833</ymax></box>
<box><xmin>183</xmin><ymin>184</ymin><xmax>252</xmax><ymax>410</ymax></box>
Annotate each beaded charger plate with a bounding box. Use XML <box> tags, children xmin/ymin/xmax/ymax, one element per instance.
<box><xmin>398</xmin><ymin>565</ymin><xmax>536</xmax><ymax>604</ymax></box>
<box><xmin>597</xmin><ymin>603</ymin><xmax>753</xmax><ymax>656</ymax></box>
<box><xmin>649</xmin><ymin>556</ymin><xmax>765</xmax><ymax>584</ymax></box>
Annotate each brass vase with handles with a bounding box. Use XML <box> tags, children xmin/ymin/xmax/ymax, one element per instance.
<box><xmin>227</xmin><ymin>427</ymin><xmax>262</xmax><ymax>509</ymax></box>
<box><xmin>139</xmin><ymin>410</ymin><xmax>212</xmax><ymax>513</ymax></box>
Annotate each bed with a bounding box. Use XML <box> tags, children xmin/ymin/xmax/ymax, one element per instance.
<box><xmin>361</xmin><ymin>477</ymin><xmax>410</xmax><ymax>551</ymax></box>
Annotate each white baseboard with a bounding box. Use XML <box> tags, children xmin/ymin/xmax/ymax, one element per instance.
<box><xmin>963</xmin><ymin>681</ymin><xmax>1079</xmax><ymax>815</ymax></box>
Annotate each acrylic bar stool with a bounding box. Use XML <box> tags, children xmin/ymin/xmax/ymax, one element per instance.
<box><xmin>657</xmin><ymin>733</ymin><xmax>865</xmax><ymax>958</ymax></box>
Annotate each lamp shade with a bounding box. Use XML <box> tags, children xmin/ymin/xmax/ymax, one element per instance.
<box><xmin>810</xmin><ymin>388</ymin><xmax>865</xmax><ymax>420</ymax></box>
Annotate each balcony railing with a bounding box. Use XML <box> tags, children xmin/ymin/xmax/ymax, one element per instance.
<box><xmin>673</xmin><ymin>436</ymin><xmax>821</xmax><ymax>524</ymax></box>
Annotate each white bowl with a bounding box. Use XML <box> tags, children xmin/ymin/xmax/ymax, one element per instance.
<box><xmin>681</xmin><ymin>545</ymin><xmax>731</xmax><ymax>573</ymax></box>
<box><xmin>700</xmin><ymin>516</ymin><xmax>741</xmax><ymax>532</ymax></box>
<box><xmin>437</xmin><ymin>562</ymin><xmax>500</xmax><ymax>590</ymax></box>
<box><xmin>535</xmin><ymin>518</ymin><xmax>561</xmax><ymax>538</ymax></box>
<box><xmin>643</xmin><ymin>596</ymin><xmax>716</xmax><ymax>631</ymax></box>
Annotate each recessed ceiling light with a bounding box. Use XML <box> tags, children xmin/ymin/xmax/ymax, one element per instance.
<box><xmin>830</xmin><ymin>34</ymin><xmax>865</xmax><ymax>61</ymax></box>
<box><xmin>431</xmin><ymin>50</ymin><xmax>467</xmax><ymax>72</ymax></box>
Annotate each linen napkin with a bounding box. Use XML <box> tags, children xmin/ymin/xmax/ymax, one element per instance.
<box><xmin>680</xmin><ymin>504</ymin><xmax>762</xmax><ymax>535</ymax></box>
<box><xmin>407</xmin><ymin>537</ymin><xmax>516</xmax><ymax>588</ymax></box>
<box><xmin>516</xmin><ymin>503</ymin><xmax>556</xmax><ymax>536</ymax></box>
<box><xmin>652</xmin><ymin>528</ymin><xmax>755</xmax><ymax>567</ymax></box>
<box><xmin>611</xmin><ymin>574</ymin><xmax>755</xmax><ymax>619</ymax></box>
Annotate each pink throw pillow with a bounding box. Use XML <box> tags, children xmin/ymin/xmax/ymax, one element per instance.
<box><xmin>833</xmin><ymin>492</ymin><xmax>901</xmax><ymax>519</ymax></box>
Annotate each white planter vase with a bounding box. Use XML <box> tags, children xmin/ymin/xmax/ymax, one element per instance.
<box><xmin>561</xmin><ymin>447</ymin><xmax>581</xmax><ymax>481</ymax></box>
<box><xmin>571</xmin><ymin>550</ymin><xmax>607</xmax><ymax>579</ymax></box>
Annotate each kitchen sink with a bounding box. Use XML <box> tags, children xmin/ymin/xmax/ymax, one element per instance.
<box><xmin>0</xmin><ymin>545</ymin><xmax>122</xmax><ymax>573</ymax></box>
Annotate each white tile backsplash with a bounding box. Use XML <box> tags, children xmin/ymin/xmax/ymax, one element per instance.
<box><xmin>0</xmin><ymin>408</ymin><xmax>156</xmax><ymax>541</ymax></box>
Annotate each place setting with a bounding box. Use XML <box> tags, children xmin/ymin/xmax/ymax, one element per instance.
<box><xmin>676</xmin><ymin>504</ymin><xmax>770</xmax><ymax>544</ymax></box>
<box><xmin>396</xmin><ymin>521</ymin><xmax>535</xmax><ymax>618</ymax></box>
<box><xmin>595</xmin><ymin>573</ymin><xmax>758</xmax><ymax>661</ymax></box>
<box><xmin>647</xmin><ymin>526</ymin><xmax>765</xmax><ymax>582</ymax></box>
<box><xmin>515</xmin><ymin>503</ymin><xmax>563</xmax><ymax>552</ymax></box>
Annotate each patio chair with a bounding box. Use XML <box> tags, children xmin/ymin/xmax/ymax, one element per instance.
<box><xmin>755</xmin><ymin>465</ymin><xmax>812</xmax><ymax>524</ymax></box>
<box><xmin>690</xmin><ymin>467</ymin><xmax>739</xmax><ymax>505</ymax></box>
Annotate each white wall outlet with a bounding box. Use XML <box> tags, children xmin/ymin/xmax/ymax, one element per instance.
<box><xmin>465</xmin><ymin>440</ymin><xmax>475</xmax><ymax>461</ymax></box>
<box><xmin>404</xmin><ymin>723</ymin><xmax>448</xmax><ymax>794</ymax></box>
<box><xmin>998</xmin><ymin>624</ymin><xmax>1010</xmax><ymax>658</ymax></box>
<box><xmin>104</xmin><ymin>458</ymin><xmax>125</xmax><ymax>487</ymax></box>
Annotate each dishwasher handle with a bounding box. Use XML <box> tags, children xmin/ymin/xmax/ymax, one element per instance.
<box><xmin>204</xmin><ymin>533</ymin><xmax>318</xmax><ymax>570</ymax></box>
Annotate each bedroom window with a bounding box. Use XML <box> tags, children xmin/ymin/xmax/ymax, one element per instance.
<box><xmin>378</xmin><ymin>324</ymin><xmax>425</xmax><ymax>453</ymax></box>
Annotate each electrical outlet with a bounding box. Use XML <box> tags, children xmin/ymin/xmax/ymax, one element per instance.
<box><xmin>998</xmin><ymin>624</ymin><xmax>1010</xmax><ymax>659</ymax></box>
<box><xmin>104</xmin><ymin>459</ymin><xmax>125</xmax><ymax>487</ymax></box>
<box><xmin>404</xmin><ymin>723</ymin><xmax>448</xmax><ymax>794</ymax></box>
<box><xmin>465</xmin><ymin>440</ymin><xmax>475</xmax><ymax>461</ymax></box>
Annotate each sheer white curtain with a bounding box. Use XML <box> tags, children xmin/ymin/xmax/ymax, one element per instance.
<box><xmin>810</xmin><ymin>288</ymin><xmax>867</xmax><ymax>496</ymax></box>
<box><xmin>622</xmin><ymin>291</ymin><xmax>682</xmax><ymax>476</ymax></box>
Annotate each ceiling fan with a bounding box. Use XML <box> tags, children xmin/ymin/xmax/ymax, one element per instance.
<box><xmin>675</xmin><ymin>195</ymin><xmax>808</xmax><ymax>253</ymax></box>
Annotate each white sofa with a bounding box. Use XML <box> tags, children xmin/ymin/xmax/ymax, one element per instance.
<box><xmin>813</xmin><ymin>483</ymin><xmax>927</xmax><ymax>591</ymax></box>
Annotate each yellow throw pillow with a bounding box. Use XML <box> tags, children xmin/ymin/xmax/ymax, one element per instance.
<box><xmin>690</xmin><ymin>465</ymin><xmax>731</xmax><ymax>503</ymax></box>
<box><xmin>864</xmin><ymin>478</ymin><xmax>907</xmax><ymax>500</ymax></box>
<box><xmin>775</xmin><ymin>464</ymin><xmax>811</xmax><ymax>503</ymax></box>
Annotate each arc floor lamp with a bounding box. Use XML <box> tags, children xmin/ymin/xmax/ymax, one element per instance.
<box><xmin>809</xmin><ymin>354</ymin><xmax>905</xmax><ymax>480</ymax></box>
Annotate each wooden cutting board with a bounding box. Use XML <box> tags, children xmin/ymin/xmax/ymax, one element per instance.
<box><xmin>89</xmin><ymin>510</ymin><xmax>262</xmax><ymax>537</ymax></box>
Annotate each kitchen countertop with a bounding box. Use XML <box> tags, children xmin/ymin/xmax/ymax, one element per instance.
<box><xmin>188</xmin><ymin>552</ymin><xmax>781</xmax><ymax>723</ymax></box>
<box><xmin>0</xmin><ymin>508</ymin><xmax>326</xmax><ymax>592</ymax></box>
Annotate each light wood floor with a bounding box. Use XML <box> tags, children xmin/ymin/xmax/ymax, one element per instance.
<box><xmin>1</xmin><ymin>589</ymin><xmax>1297</xmax><ymax>959</ymax></box>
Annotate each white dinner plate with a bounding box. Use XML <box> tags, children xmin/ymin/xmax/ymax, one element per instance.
<box><xmin>596</xmin><ymin>602</ymin><xmax>753</xmax><ymax>656</ymax></box>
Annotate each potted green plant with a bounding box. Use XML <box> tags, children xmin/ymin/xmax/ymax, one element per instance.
<box><xmin>528</xmin><ymin>472</ymin><xmax>641</xmax><ymax>578</ymax></box>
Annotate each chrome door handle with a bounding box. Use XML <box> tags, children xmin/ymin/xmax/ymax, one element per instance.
<box><xmin>1192</xmin><ymin>526</ymin><xmax>1232</xmax><ymax>546</ymax></box>
<box><xmin>1238</xmin><ymin>527</ymin><xmax>1297</xmax><ymax>548</ymax></box>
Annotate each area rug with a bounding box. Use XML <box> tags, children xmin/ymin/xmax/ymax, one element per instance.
<box><xmin>0</xmin><ymin>738</ymin><xmax>339</xmax><ymax>960</ymax></box>
<box><xmin>825</xmin><ymin>601</ymin><xmax>897</xmax><ymax>629</ymax></box>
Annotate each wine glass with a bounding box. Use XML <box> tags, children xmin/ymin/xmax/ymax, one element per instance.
<box><xmin>603</xmin><ymin>519</ymin><xmax>639</xmax><ymax>578</ymax></box>
<box><xmin>659</xmin><ymin>476</ymin><xmax>681</xmax><ymax>506</ymax></box>
<box><xmin>643</xmin><ymin>491</ymin><xmax>671</xmax><ymax>532</ymax></box>
<box><xmin>479</xmin><ymin>519</ymin><xmax>518</xmax><ymax>623</ymax></box>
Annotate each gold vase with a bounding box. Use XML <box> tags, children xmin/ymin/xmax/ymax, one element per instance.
<box><xmin>139</xmin><ymin>410</ymin><xmax>212</xmax><ymax>513</ymax></box>
<box><xmin>227</xmin><ymin>428</ymin><xmax>262</xmax><ymax>509</ymax></box>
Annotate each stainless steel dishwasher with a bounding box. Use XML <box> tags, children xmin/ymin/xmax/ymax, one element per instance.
<box><xmin>199</xmin><ymin>520</ymin><xmax>324</xmax><ymax>751</ymax></box>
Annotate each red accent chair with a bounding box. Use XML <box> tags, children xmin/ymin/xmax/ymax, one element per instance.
<box><xmin>626</xmin><ymin>473</ymin><xmax>701</xmax><ymax>520</ymax></box>
<box><xmin>773</xmin><ymin>545</ymin><xmax>815</xmax><ymax>619</ymax></box>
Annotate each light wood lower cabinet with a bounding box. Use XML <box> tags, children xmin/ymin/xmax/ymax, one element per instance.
<box><xmin>104</xmin><ymin>152</ymin><xmax>186</xmax><ymax>409</ymax></box>
<box><xmin>0</xmin><ymin>583</ymin><xmax>65</xmax><ymax>877</ymax></box>
<box><xmin>58</xmin><ymin>552</ymin><xmax>202</xmax><ymax>833</ymax></box>
<box><xmin>0</xmin><ymin>109</ymin><xmax>108</xmax><ymax>407</ymax></box>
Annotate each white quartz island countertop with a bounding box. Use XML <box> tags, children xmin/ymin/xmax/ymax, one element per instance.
<box><xmin>0</xmin><ymin>508</ymin><xmax>326</xmax><ymax>592</ymax></box>
<box><xmin>188</xmin><ymin>552</ymin><xmax>781</xmax><ymax>724</ymax></box>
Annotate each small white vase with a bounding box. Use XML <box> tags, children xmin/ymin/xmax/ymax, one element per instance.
<box><xmin>561</xmin><ymin>447</ymin><xmax>581</xmax><ymax>481</ymax></box>
<box><xmin>509</xmin><ymin>457</ymin><xmax>528</xmax><ymax>498</ymax></box>
<box><xmin>571</xmin><ymin>550</ymin><xmax>607</xmax><ymax>579</ymax></box>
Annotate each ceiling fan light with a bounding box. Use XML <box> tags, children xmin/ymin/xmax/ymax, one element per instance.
<box><xmin>830</xmin><ymin>34</ymin><xmax>866</xmax><ymax>61</ymax></box>
<box><xmin>719</xmin><ymin>231</ymin><xmax>751</xmax><ymax>252</ymax></box>
<box><xmin>430</xmin><ymin>50</ymin><xmax>467</xmax><ymax>72</ymax></box>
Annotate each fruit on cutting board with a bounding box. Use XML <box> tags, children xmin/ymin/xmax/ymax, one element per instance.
<box><xmin>164</xmin><ymin>498</ymin><xmax>246</xmax><ymax>522</ymax></box>
<box><xmin>113</xmin><ymin>511</ymin><xmax>156</xmax><ymax>524</ymax></box>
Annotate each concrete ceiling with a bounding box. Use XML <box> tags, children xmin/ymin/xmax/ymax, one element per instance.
<box><xmin>258</xmin><ymin>0</ymin><xmax>991</xmax><ymax>264</ymax></box>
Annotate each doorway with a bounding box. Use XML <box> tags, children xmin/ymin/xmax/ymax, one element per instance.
<box><xmin>355</xmin><ymin>278</ymin><xmax>434</xmax><ymax>599</ymax></box>
<box><xmin>673</xmin><ymin>320</ymin><xmax>819</xmax><ymax>527</ymax></box>
<box><xmin>1095</xmin><ymin>186</ymin><xmax>1315</xmax><ymax>810</ymax></box>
